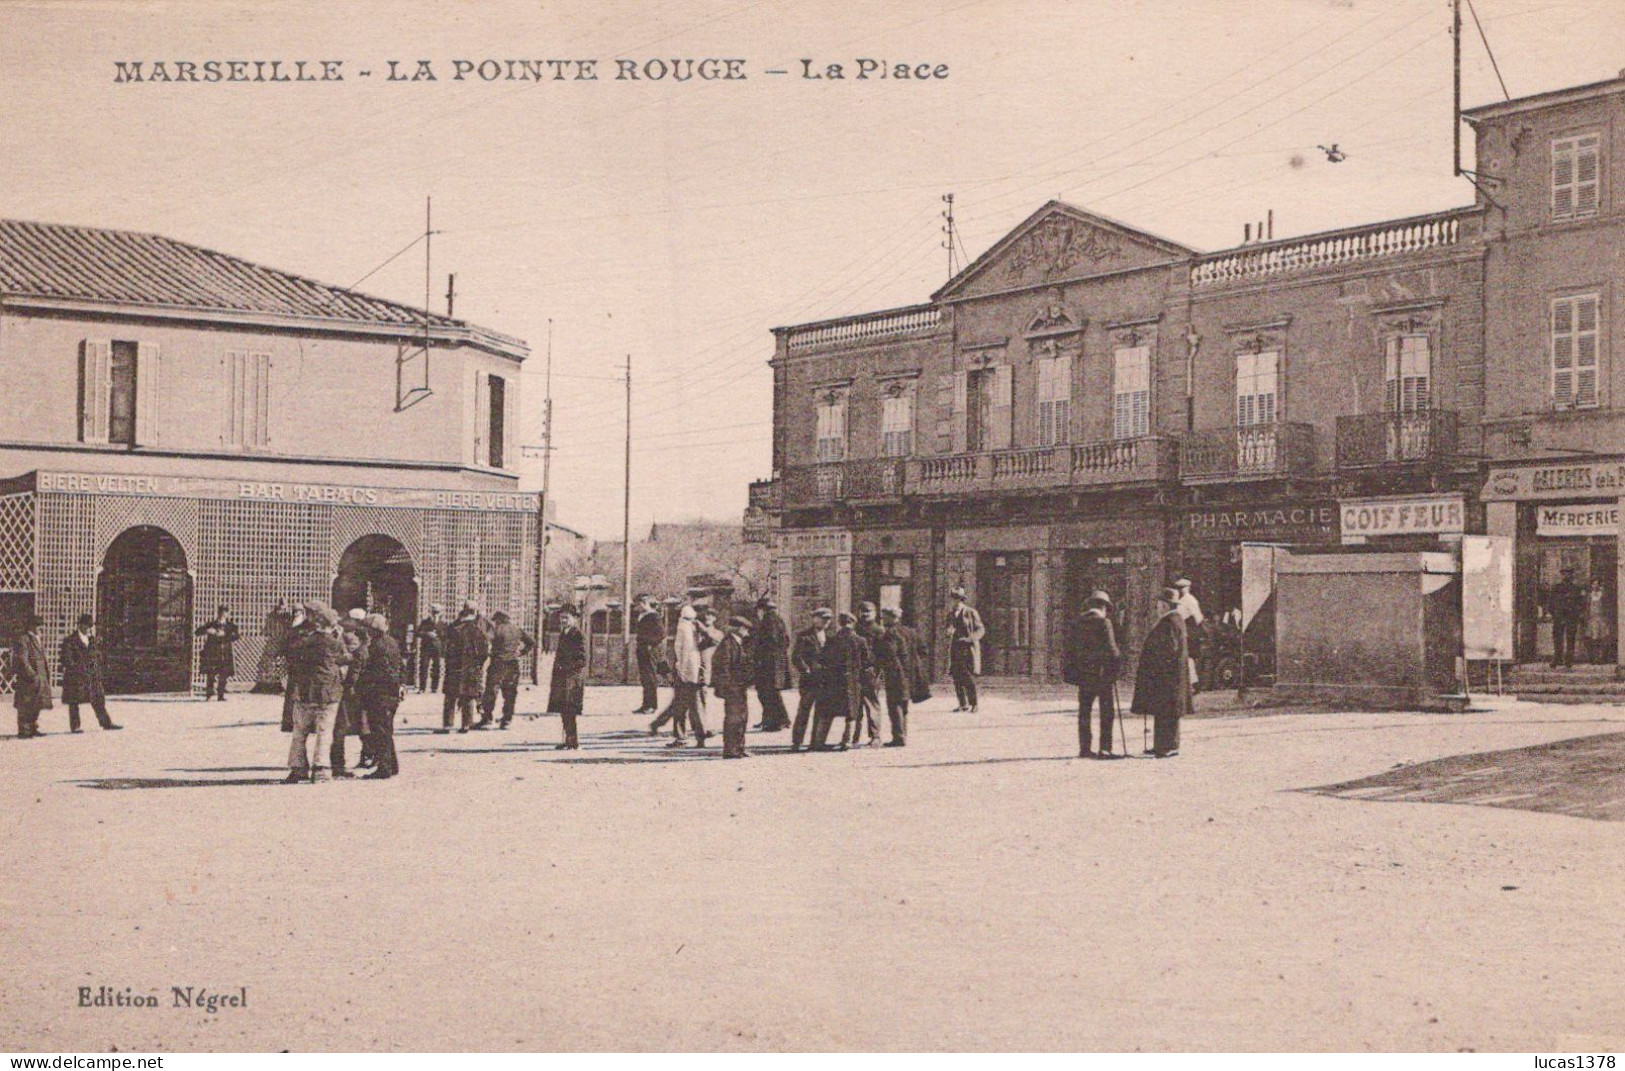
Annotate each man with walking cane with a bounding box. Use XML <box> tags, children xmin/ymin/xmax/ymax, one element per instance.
<box><xmin>1133</xmin><ymin>587</ymin><xmax>1192</xmax><ymax>758</ymax></box>
<box><xmin>1061</xmin><ymin>590</ymin><xmax>1122</xmax><ymax>759</ymax></box>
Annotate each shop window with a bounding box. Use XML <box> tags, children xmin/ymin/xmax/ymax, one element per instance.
<box><xmin>226</xmin><ymin>351</ymin><xmax>272</xmax><ymax>448</ymax></box>
<box><xmin>881</xmin><ymin>390</ymin><xmax>913</xmax><ymax>457</ymax></box>
<box><xmin>1113</xmin><ymin>345</ymin><xmax>1150</xmax><ymax>440</ymax></box>
<box><xmin>488</xmin><ymin>374</ymin><xmax>506</xmax><ymax>469</ymax></box>
<box><xmin>1036</xmin><ymin>354</ymin><xmax>1071</xmax><ymax>446</ymax></box>
<box><xmin>1235</xmin><ymin>350</ymin><xmax>1279</xmax><ymax>427</ymax></box>
<box><xmin>1384</xmin><ymin>335</ymin><xmax>1431</xmax><ymax>413</ymax></box>
<box><xmin>815</xmin><ymin>392</ymin><xmax>847</xmax><ymax>462</ymax></box>
<box><xmin>1552</xmin><ymin>294</ymin><xmax>1600</xmax><ymax>410</ymax></box>
<box><xmin>1552</xmin><ymin>134</ymin><xmax>1601</xmax><ymax>221</ymax></box>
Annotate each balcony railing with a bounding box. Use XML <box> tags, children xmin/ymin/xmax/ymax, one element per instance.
<box><xmin>844</xmin><ymin>457</ymin><xmax>907</xmax><ymax>500</ymax></box>
<box><xmin>911</xmin><ymin>436</ymin><xmax>1179</xmax><ymax>495</ymax></box>
<box><xmin>784</xmin><ymin>303</ymin><xmax>943</xmax><ymax>352</ymax></box>
<box><xmin>1070</xmin><ymin>436</ymin><xmax>1180</xmax><ymax>487</ymax></box>
<box><xmin>1190</xmin><ymin>208</ymin><xmax>1472</xmax><ymax>288</ymax></box>
<box><xmin>778</xmin><ymin>459</ymin><xmax>905</xmax><ymax>508</ymax></box>
<box><xmin>747</xmin><ymin>479</ymin><xmax>779</xmax><ymax>511</ymax></box>
<box><xmin>781</xmin><ymin>464</ymin><xmax>845</xmax><ymax>507</ymax></box>
<box><xmin>1336</xmin><ymin>411</ymin><xmax>1460</xmax><ymax>469</ymax></box>
<box><xmin>1180</xmin><ymin>423</ymin><xmax>1317</xmax><ymax>481</ymax></box>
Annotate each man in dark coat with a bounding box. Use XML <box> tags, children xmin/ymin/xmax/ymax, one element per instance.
<box><xmin>749</xmin><ymin>595</ymin><xmax>792</xmax><ymax>732</ymax></box>
<box><xmin>947</xmin><ymin>588</ymin><xmax>985</xmax><ymax>712</ymax></box>
<box><xmin>631</xmin><ymin>595</ymin><xmax>665</xmax><ymax>715</ymax></box>
<box><xmin>789</xmin><ymin>608</ymin><xmax>832</xmax><ymax>752</ymax></box>
<box><xmin>848</xmin><ymin>601</ymin><xmax>883</xmax><ymax>747</ymax></box>
<box><xmin>59</xmin><ymin>614</ymin><xmax>120</xmax><ymax>732</ymax></box>
<box><xmin>440</xmin><ymin>604</ymin><xmax>490</xmax><ymax>733</ymax></box>
<box><xmin>1062</xmin><ymin>590</ymin><xmax>1121</xmax><ymax>758</ymax></box>
<box><xmin>1549</xmin><ymin>567</ymin><xmax>1586</xmax><ymax>669</ymax></box>
<box><xmin>548</xmin><ymin>606</ymin><xmax>586</xmax><ymax>750</ymax></box>
<box><xmin>195</xmin><ymin>605</ymin><xmax>240</xmax><ymax>701</ymax></box>
<box><xmin>333</xmin><ymin>608</ymin><xmax>372</xmax><ymax>776</ymax></box>
<box><xmin>12</xmin><ymin>613</ymin><xmax>52</xmax><ymax>739</ymax></box>
<box><xmin>872</xmin><ymin>608</ymin><xmax>921</xmax><ymax>747</ymax></box>
<box><xmin>253</xmin><ymin>598</ymin><xmax>293</xmax><ymax>694</ymax></box>
<box><xmin>812</xmin><ymin>611</ymin><xmax>867</xmax><ymax>751</ymax></box>
<box><xmin>283</xmin><ymin>602</ymin><xmax>350</xmax><ymax>782</ymax></box>
<box><xmin>416</xmin><ymin>604</ymin><xmax>445</xmax><ymax>693</ymax></box>
<box><xmin>714</xmin><ymin>615</ymin><xmax>754</xmax><ymax>758</ymax></box>
<box><xmin>356</xmin><ymin>613</ymin><xmax>405</xmax><ymax>779</ymax></box>
<box><xmin>482</xmin><ymin>610</ymin><xmax>537</xmax><ymax>728</ymax></box>
<box><xmin>1132</xmin><ymin>588</ymin><xmax>1192</xmax><ymax>758</ymax></box>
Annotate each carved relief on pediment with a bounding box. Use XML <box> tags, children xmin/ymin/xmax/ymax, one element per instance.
<box><xmin>1002</xmin><ymin>215</ymin><xmax>1123</xmax><ymax>283</ymax></box>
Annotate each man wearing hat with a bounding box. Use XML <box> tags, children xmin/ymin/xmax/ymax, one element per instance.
<box><xmin>194</xmin><ymin>605</ymin><xmax>240</xmax><ymax>701</ymax></box>
<box><xmin>439</xmin><ymin>602</ymin><xmax>490</xmax><ymax>733</ymax></box>
<box><xmin>873</xmin><ymin>608</ymin><xmax>926</xmax><ymax>747</ymax></box>
<box><xmin>355</xmin><ymin>612</ymin><xmax>405</xmax><ymax>779</ymax></box>
<box><xmin>712</xmin><ymin>614</ymin><xmax>754</xmax><ymax>758</ymax></box>
<box><xmin>547</xmin><ymin>605</ymin><xmax>587</xmax><ymax>750</ymax></box>
<box><xmin>1173</xmin><ymin>577</ymin><xmax>1204</xmax><ymax>691</ymax></box>
<box><xmin>847</xmin><ymin>601</ymin><xmax>883</xmax><ymax>747</ymax></box>
<box><xmin>60</xmin><ymin>614</ymin><xmax>120</xmax><ymax>732</ymax></box>
<box><xmin>11</xmin><ymin>613</ymin><xmax>52</xmax><ymax>739</ymax></box>
<box><xmin>1549</xmin><ymin>567</ymin><xmax>1586</xmax><ymax>669</ymax></box>
<box><xmin>812</xmin><ymin>610</ymin><xmax>867</xmax><ymax>750</ymax></box>
<box><xmin>415</xmin><ymin>603</ymin><xmax>446</xmax><ymax>694</ymax></box>
<box><xmin>482</xmin><ymin>610</ymin><xmax>537</xmax><ymax>729</ymax></box>
<box><xmin>283</xmin><ymin>601</ymin><xmax>351</xmax><ymax>782</ymax></box>
<box><xmin>1062</xmin><ymin>591</ymin><xmax>1121</xmax><ymax>758</ymax></box>
<box><xmin>789</xmin><ymin>607</ymin><xmax>833</xmax><ymax>751</ymax></box>
<box><xmin>749</xmin><ymin>594</ymin><xmax>792</xmax><ymax>732</ymax></box>
<box><xmin>947</xmin><ymin>587</ymin><xmax>985</xmax><ymax>713</ymax></box>
<box><xmin>631</xmin><ymin>595</ymin><xmax>666</xmax><ymax>716</ymax></box>
<box><xmin>1132</xmin><ymin>588</ymin><xmax>1193</xmax><ymax>758</ymax></box>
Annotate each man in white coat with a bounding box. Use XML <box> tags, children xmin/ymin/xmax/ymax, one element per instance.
<box><xmin>650</xmin><ymin>605</ymin><xmax>710</xmax><ymax>747</ymax></box>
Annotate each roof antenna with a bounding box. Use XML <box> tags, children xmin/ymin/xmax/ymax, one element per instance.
<box><xmin>942</xmin><ymin>193</ymin><xmax>959</xmax><ymax>281</ymax></box>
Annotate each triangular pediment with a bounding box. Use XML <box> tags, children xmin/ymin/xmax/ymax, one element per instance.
<box><xmin>934</xmin><ymin>201</ymin><xmax>1194</xmax><ymax>302</ymax></box>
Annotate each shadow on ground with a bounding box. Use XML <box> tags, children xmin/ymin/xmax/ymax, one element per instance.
<box><xmin>1302</xmin><ymin>731</ymin><xmax>1625</xmax><ymax>822</ymax></box>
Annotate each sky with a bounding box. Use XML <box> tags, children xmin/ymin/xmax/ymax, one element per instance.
<box><xmin>2</xmin><ymin>0</ymin><xmax>1622</xmax><ymax>538</ymax></box>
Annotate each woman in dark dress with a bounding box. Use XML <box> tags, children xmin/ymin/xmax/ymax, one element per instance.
<box><xmin>548</xmin><ymin>606</ymin><xmax>586</xmax><ymax>751</ymax></box>
<box><xmin>1132</xmin><ymin>588</ymin><xmax>1192</xmax><ymax>758</ymax></box>
<box><xmin>195</xmin><ymin>606</ymin><xmax>240</xmax><ymax>701</ymax></box>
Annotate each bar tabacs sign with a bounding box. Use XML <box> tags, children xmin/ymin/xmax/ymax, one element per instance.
<box><xmin>1340</xmin><ymin>494</ymin><xmax>1465</xmax><ymax>541</ymax></box>
<box><xmin>1536</xmin><ymin>503</ymin><xmax>1620</xmax><ymax>537</ymax></box>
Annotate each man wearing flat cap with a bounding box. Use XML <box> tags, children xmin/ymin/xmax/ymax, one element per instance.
<box><xmin>713</xmin><ymin>614</ymin><xmax>754</xmax><ymax>758</ymax></box>
<box><xmin>1132</xmin><ymin>587</ymin><xmax>1192</xmax><ymax>758</ymax></box>
<box><xmin>749</xmin><ymin>594</ymin><xmax>792</xmax><ymax>732</ymax></box>
<box><xmin>789</xmin><ymin>607</ymin><xmax>833</xmax><ymax>751</ymax></box>
<box><xmin>946</xmin><ymin>587</ymin><xmax>985</xmax><ymax>713</ymax></box>
<box><xmin>11</xmin><ymin>613</ymin><xmax>52</xmax><ymax>739</ymax></box>
<box><xmin>1062</xmin><ymin>590</ymin><xmax>1121</xmax><ymax>758</ymax></box>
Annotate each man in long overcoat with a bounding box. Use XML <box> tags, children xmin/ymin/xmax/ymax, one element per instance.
<box><xmin>356</xmin><ymin>613</ymin><xmax>405</xmax><ymax>779</ymax></box>
<box><xmin>195</xmin><ymin>605</ymin><xmax>240</xmax><ymax>701</ymax></box>
<box><xmin>12</xmin><ymin>613</ymin><xmax>52</xmax><ymax>739</ymax></box>
<box><xmin>59</xmin><ymin>614</ymin><xmax>120</xmax><ymax>732</ymax></box>
<box><xmin>1062</xmin><ymin>590</ymin><xmax>1121</xmax><ymax>758</ymax></box>
<box><xmin>282</xmin><ymin>602</ymin><xmax>350</xmax><ymax>782</ymax></box>
<box><xmin>713</xmin><ymin>615</ymin><xmax>753</xmax><ymax>758</ymax></box>
<box><xmin>947</xmin><ymin>587</ymin><xmax>985</xmax><ymax>712</ymax></box>
<box><xmin>547</xmin><ymin>606</ymin><xmax>587</xmax><ymax>750</ymax></box>
<box><xmin>440</xmin><ymin>605</ymin><xmax>490</xmax><ymax>733</ymax></box>
<box><xmin>631</xmin><ymin>595</ymin><xmax>665</xmax><ymax>715</ymax></box>
<box><xmin>849</xmin><ymin>601</ymin><xmax>884</xmax><ymax>747</ymax></box>
<box><xmin>415</xmin><ymin>604</ymin><xmax>446</xmax><ymax>693</ymax></box>
<box><xmin>253</xmin><ymin>598</ymin><xmax>293</xmax><ymax>694</ymax></box>
<box><xmin>789</xmin><ymin>607</ymin><xmax>832</xmax><ymax>752</ymax></box>
<box><xmin>1132</xmin><ymin>588</ymin><xmax>1192</xmax><ymax>758</ymax></box>
<box><xmin>813</xmin><ymin>611</ymin><xmax>867</xmax><ymax>751</ymax></box>
<box><xmin>873</xmin><ymin>608</ymin><xmax>922</xmax><ymax>747</ymax></box>
<box><xmin>749</xmin><ymin>595</ymin><xmax>793</xmax><ymax>732</ymax></box>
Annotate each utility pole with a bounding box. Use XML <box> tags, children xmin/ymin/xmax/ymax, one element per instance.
<box><xmin>942</xmin><ymin>193</ymin><xmax>959</xmax><ymax>280</ymax></box>
<box><xmin>621</xmin><ymin>354</ymin><xmax>633</xmax><ymax>677</ymax></box>
<box><xmin>446</xmin><ymin>273</ymin><xmax>456</xmax><ymax>318</ymax></box>
<box><xmin>1452</xmin><ymin>0</ymin><xmax>1462</xmax><ymax>177</ymax></box>
<box><xmin>531</xmin><ymin>319</ymin><xmax>553</xmax><ymax>684</ymax></box>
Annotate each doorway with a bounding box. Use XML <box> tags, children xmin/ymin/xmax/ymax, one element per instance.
<box><xmin>332</xmin><ymin>534</ymin><xmax>419</xmax><ymax>648</ymax></box>
<box><xmin>1063</xmin><ymin>548</ymin><xmax>1130</xmax><ymax>647</ymax></box>
<box><xmin>98</xmin><ymin>525</ymin><xmax>193</xmax><ymax>693</ymax></box>
<box><xmin>865</xmin><ymin>555</ymin><xmax>916</xmax><ymax>626</ymax></box>
<box><xmin>977</xmin><ymin>551</ymin><xmax>1032</xmax><ymax>675</ymax></box>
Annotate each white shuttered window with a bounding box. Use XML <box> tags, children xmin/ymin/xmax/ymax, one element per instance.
<box><xmin>815</xmin><ymin>395</ymin><xmax>847</xmax><ymax>462</ymax></box>
<box><xmin>1383</xmin><ymin>335</ymin><xmax>1431</xmax><ymax>414</ymax></box>
<box><xmin>1112</xmin><ymin>346</ymin><xmax>1150</xmax><ymax>440</ymax></box>
<box><xmin>1036</xmin><ymin>355</ymin><xmax>1071</xmax><ymax>446</ymax></box>
<box><xmin>881</xmin><ymin>391</ymin><xmax>913</xmax><ymax>457</ymax></box>
<box><xmin>1235</xmin><ymin>351</ymin><xmax>1279</xmax><ymax>427</ymax></box>
<box><xmin>1552</xmin><ymin>294</ymin><xmax>1601</xmax><ymax>410</ymax></box>
<box><xmin>1552</xmin><ymin>135</ymin><xmax>1601</xmax><ymax>221</ymax></box>
<box><xmin>226</xmin><ymin>351</ymin><xmax>272</xmax><ymax>448</ymax></box>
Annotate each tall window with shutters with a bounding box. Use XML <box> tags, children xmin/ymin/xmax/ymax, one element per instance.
<box><xmin>1112</xmin><ymin>346</ymin><xmax>1151</xmax><ymax>440</ymax></box>
<box><xmin>1552</xmin><ymin>134</ymin><xmax>1601</xmax><ymax>221</ymax></box>
<box><xmin>226</xmin><ymin>351</ymin><xmax>272</xmax><ymax>448</ymax></box>
<box><xmin>881</xmin><ymin>389</ymin><xmax>914</xmax><ymax>457</ymax></box>
<box><xmin>1035</xmin><ymin>354</ymin><xmax>1071</xmax><ymax>446</ymax></box>
<box><xmin>80</xmin><ymin>339</ymin><xmax>152</xmax><ymax>446</ymax></box>
<box><xmin>815</xmin><ymin>392</ymin><xmax>848</xmax><ymax>462</ymax></box>
<box><xmin>1552</xmin><ymin>294</ymin><xmax>1601</xmax><ymax>410</ymax></box>
<box><xmin>1235</xmin><ymin>351</ymin><xmax>1279</xmax><ymax>427</ymax></box>
<box><xmin>1383</xmin><ymin>335</ymin><xmax>1431</xmax><ymax>413</ymax></box>
<box><xmin>107</xmin><ymin>341</ymin><xmax>138</xmax><ymax>446</ymax></box>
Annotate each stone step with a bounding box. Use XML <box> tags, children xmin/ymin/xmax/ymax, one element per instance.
<box><xmin>1514</xmin><ymin>682</ymin><xmax>1625</xmax><ymax>696</ymax></box>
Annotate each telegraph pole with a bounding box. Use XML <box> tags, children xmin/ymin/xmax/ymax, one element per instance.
<box><xmin>531</xmin><ymin>319</ymin><xmax>553</xmax><ymax>684</ymax></box>
<box><xmin>621</xmin><ymin>354</ymin><xmax>633</xmax><ymax>673</ymax></box>
<box><xmin>942</xmin><ymin>193</ymin><xmax>959</xmax><ymax>280</ymax></box>
<box><xmin>1452</xmin><ymin>0</ymin><xmax>1462</xmax><ymax>177</ymax></box>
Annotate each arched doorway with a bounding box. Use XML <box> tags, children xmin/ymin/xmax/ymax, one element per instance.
<box><xmin>98</xmin><ymin>525</ymin><xmax>194</xmax><ymax>694</ymax></box>
<box><xmin>332</xmin><ymin>534</ymin><xmax>418</xmax><ymax>647</ymax></box>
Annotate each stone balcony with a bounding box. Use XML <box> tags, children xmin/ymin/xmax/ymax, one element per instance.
<box><xmin>1180</xmin><ymin>423</ymin><xmax>1317</xmax><ymax>482</ymax></box>
<box><xmin>1190</xmin><ymin>208</ymin><xmax>1475</xmax><ymax>289</ymax></box>
<box><xmin>909</xmin><ymin>436</ymin><xmax>1180</xmax><ymax>496</ymax></box>
<box><xmin>1335</xmin><ymin>410</ymin><xmax>1460</xmax><ymax>469</ymax></box>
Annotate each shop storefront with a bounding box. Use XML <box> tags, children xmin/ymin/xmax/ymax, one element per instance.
<box><xmin>1482</xmin><ymin>459</ymin><xmax>1625</xmax><ymax>665</ymax></box>
<box><xmin>1179</xmin><ymin>499</ymin><xmax>1341</xmax><ymax>620</ymax></box>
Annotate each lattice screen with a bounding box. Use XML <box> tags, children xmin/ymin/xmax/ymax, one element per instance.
<box><xmin>0</xmin><ymin>493</ymin><xmax>33</xmax><ymax>594</ymax></box>
<box><xmin>36</xmin><ymin>495</ymin><xmax>95</xmax><ymax>683</ymax></box>
<box><xmin>423</xmin><ymin>509</ymin><xmax>538</xmax><ymax>675</ymax></box>
<box><xmin>330</xmin><ymin>506</ymin><xmax>424</xmax><ymax>573</ymax></box>
<box><xmin>197</xmin><ymin>500</ymin><xmax>334</xmax><ymax>688</ymax></box>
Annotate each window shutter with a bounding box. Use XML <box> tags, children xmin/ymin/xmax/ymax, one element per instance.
<box><xmin>465</xmin><ymin>365</ymin><xmax>482</xmax><ymax>464</ymax></box>
<box><xmin>1383</xmin><ymin>337</ymin><xmax>1400</xmax><ymax>413</ymax></box>
<box><xmin>988</xmin><ymin>364</ymin><xmax>1013</xmax><ymax>451</ymax></box>
<box><xmin>1553</xmin><ymin>141</ymin><xmax>1576</xmax><ymax>218</ymax></box>
<box><xmin>1576</xmin><ymin>137</ymin><xmax>1600</xmax><ymax>216</ymax></box>
<box><xmin>503</xmin><ymin>375</ymin><xmax>516</xmax><ymax>470</ymax></box>
<box><xmin>1552</xmin><ymin>298</ymin><xmax>1575</xmax><ymax>408</ymax></box>
<box><xmin>79</xmin><ymin>339</ymin><xmax>111</xmax><ymax>443</ymax></box>
<box><xmin>933</xmin><ymin>371</ymin><xmax>955</xmax><ymax>454</ymax></box>
<box><xmin>135</xmin><ymin>341</ymin><xmax>161</xmax><ymax>446</ymax></box>
<box><xmin>950</xmin><ymin>370</ymin><xmax>969</xmax><ymax>454</ymax></box>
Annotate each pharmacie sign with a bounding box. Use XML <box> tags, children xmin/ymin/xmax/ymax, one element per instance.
<box><xmin>1184</xmin><ymin>501</ymin><xmax>1338</xmax><ymax>542</ymax></box>
<box><xmin>1536</xmin><ymin>503</ymin><xmax>1620</xmax><ymax>537</ymax></box>
<box><xmin>1340</xmin><ymin>494</ymin><xmax>1465</xmax><ymax>541</ymax></box>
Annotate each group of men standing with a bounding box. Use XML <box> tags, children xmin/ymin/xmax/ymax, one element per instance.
<box><xmin>411</xmin><ymin>602</ymin><xmax>537</xmax><ymax>733</ymax></box>
<box><xmin>1061</xmin><ymin>582</ymin><xmax>1197</xmax><ymax>760</ymax></box>
<box><xmin>279</xmin><ymin>601</ymin><xmax>406</xmax><ymax>782</ymax></box>
<box><xmin>9</xmin><ymin>612</ymin><xmax>125</xmax><ymax>739</ymax></box>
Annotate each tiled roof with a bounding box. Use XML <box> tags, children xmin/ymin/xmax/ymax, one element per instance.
<box><xmin>0</xmin><ymin>218</ymin><xmax>462</xmax><ymax>331</ymax></box>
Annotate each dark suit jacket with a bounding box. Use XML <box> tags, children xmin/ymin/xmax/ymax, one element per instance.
<box><xmin>547</xmin><ymin>626</ymin><xmax>586</xmax><ymax>716</ymax></box>
<box><xmin>1062</xmin><ymin>611</ymin><xmax>1121</xmax><ymax>688</ymax></box>
<box><xmin>1131</xmin><ymin>611</ymin><xmax>1191</xmax><ymax>720</ymax></box>
<box><xmin>58</xmin><ymin>632</ymin><xmax>106</xmax><ymax>705</ymax></box>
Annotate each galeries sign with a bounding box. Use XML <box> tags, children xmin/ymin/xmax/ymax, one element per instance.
<box><xmin>1340</xmin><ymin>494</ymin><xmax>1465</xmax><ymax>540</ymax></box>
<box><xmin>1482</xmin><ymin>460</ymin><xmax>1625</xmax><ymax>501</ymax></box>
<box><xmin>1185</xmin><ymin>502</ymin><xmax>1338</xmax><ymax>542</ymax></box>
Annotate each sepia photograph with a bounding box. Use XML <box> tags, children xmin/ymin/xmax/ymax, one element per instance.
<box><xmin>1</xmin><ymin>0</ymin><xmax>1622</xmax><ymax>1056</ymax></box>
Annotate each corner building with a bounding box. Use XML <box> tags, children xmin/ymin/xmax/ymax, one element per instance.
<box><xmin>0</xmin><ymin>221</ymin><xmax>536</xmax><ymax>694</ymax></box>
<box><xmin>752</xmin><ymin>74</ymin><xmax>1625</xmax><ymax>680</ymax></box>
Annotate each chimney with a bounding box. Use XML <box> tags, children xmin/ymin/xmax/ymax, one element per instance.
<box><xmin>1244</xmin><ymin>222</ymin><xmax>1252</xmax><ymax>243</ymax></box>
<box><xmin>1267</xmin><ymin>209</ymin><xmax>1274</xmax><ymax>240</ymax></box>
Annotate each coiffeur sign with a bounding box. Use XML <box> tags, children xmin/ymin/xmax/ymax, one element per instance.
<box><xmin>1340</xmin><ymin>494</ymin><xmax>1465</xmax><ymax>541</ymax></box>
